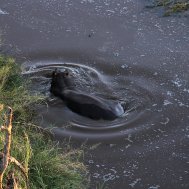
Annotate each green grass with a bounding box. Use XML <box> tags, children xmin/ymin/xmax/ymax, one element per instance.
<box><xmin>147</xmin><ymin>0</ymin><xmax>189</xmax><ymax>15</ymax></box>
<box><xmin>0</xmin><ymin>55</ymin><xmax>88</xmax><ymax>189</ymax></box>
<box><xmin>167</xmin><ymin>1</ymin><xmax>189</xmax><ymax>12</ymax></box>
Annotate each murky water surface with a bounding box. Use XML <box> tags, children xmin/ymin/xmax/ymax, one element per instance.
<box><xmin>0</xmin><ymin>0</ymin><xmax>189</xmax><ymax>188</ymax></box>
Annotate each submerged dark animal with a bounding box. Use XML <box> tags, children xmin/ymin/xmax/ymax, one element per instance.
<box><xmin>50</xmin><ymin>69</ymin><xmax>124</xmax><ymax>120</ymax></box>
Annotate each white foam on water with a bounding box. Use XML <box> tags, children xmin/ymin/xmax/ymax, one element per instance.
<box><xmin>0</xmin><ymin>9</ymin><xmax>9</xmax><ymax>15</ymax></box>
<box><xmin>129</xmin><ymin>178</ymin><xmax>141</xmax><ymax>188</ymax></box>
<box><xmin>148</xmin><ymin>185</ymin><xmax>160</xmax><ymax>189</ymax></box>
<box><xmin>172</xmin><ymin>75</ymin><xmax>183</xmax><ymax>88</ymax></box>
<box><xmin>163</xmin><ymin>100</ymin><xmax>173</xmax><ymax>106</ymax></box>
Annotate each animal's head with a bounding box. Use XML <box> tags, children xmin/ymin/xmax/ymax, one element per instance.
<box><xmin>50</xmin><ymin>69</ymin><xmax>74</xmax><ymax>96</ymax></box>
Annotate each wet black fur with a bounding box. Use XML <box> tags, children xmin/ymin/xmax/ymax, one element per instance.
<box><xmin>50</xmin><ymin>69</ymin><xmax>123</xmax><ymax>120</ymax></box>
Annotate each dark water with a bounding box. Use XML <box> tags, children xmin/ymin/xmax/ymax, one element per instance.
<box><xmin>0</xmin><ymin>0</ymin><xmax>189</xmax><ymax>188</ymax></box>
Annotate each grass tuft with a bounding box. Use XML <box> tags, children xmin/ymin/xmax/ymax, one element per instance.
<box><xmin>146</xmin><ymin>0</ymin><xmax>189</xmax><ymax>15</ymax></box>
<box><xmin>0</xmin><ymin>55</ymin><xmax>88</xmax><ymax>189</ymax></box>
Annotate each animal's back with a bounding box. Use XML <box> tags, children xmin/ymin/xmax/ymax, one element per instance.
<box><xmin>62</xmin><ymin>90</ymin><xmax>124</xmax><ymax>120</ymax></box>
<box><xmin>50</xmin><ymin>69</ymin><xmax>124</xmax><ymax>120</ymax></box>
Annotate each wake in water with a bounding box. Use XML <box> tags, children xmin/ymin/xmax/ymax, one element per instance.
<box><xmin>21</xmin><ymin>60</ymin><xmax>160</xmax><ymax>140</ymax></box>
